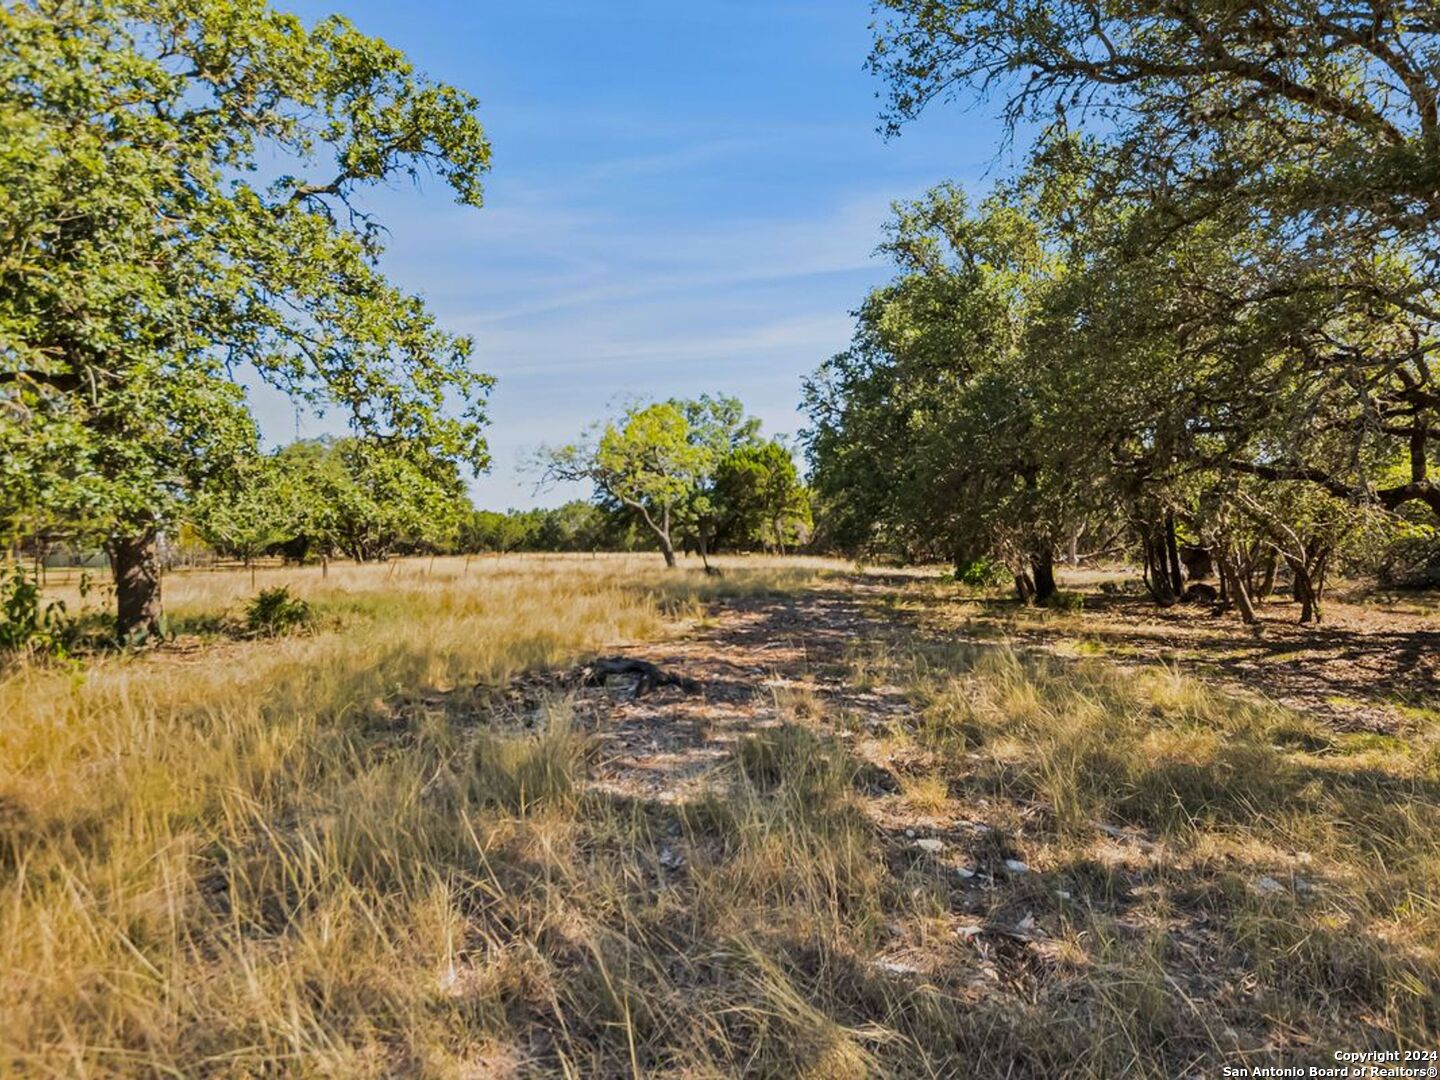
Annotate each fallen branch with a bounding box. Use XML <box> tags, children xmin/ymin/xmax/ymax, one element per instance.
<box><xmin>581</xmin><ymin>657</ymin><xmax>701</xmax><ymax>697</ymax></box>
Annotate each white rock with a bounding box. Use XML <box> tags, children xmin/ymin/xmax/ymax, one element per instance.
<box><xmin>904</xmin><ymin>828</ymin><xmax>916</xmax><ymax>839</ymax></box>
<box><xmin>955</xmin><ymin>866</ymin><xmax>976</xmax><ymax>879</ymax></box>
<box><xmin>875</xmin><ymin>958</ymin><xmax>921</xmax><ymax>975</ymax></box>
<box><xmin>1055</xmin><ymin>890</ymin><xmax>1072</xmax><ymax>900</ymax></box>
<box><xmin>1004</xmin><ymin>859</ymin><xmax>1030</xmax><ymax>874</ymax></box>
<box><xmin>1252</xmin><ymin>875</ymin><xmax>1285</xmax><ymax>896</ymax></box>
<box><xmin>914</xmin><ymin>838</ymin><xmax>945</xmax><ymax>854</ymax></box>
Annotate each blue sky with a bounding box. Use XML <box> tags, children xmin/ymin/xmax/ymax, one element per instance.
<box><xmin>264</xmin><ymin>0</ymin><xmax>1009</xmax><ymax>508</ymax></box>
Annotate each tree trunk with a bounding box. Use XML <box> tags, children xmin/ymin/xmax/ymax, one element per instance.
<box><xmin>1031</xmin><ymin>549</ymin><xmax>1057</xmax><ymax>604</ymax></box>
<box><xmin>1140</xmin><ymin>523</ymin><xmax>1179</xmax><ymax>605</ymax></box>
<box><xmin>1290</xmin><ymin>560</ymin><xmax>1318</xmax><ymax>624</ymax></box>
<box><xmin>1014</xmin><ymin>570</ymin><xmax>1037</xmax><ymax>604</ymax></box>
<box><xmin>1287</xmin><ymin>547</ymin><xmax>1329</xmax><ymax>625</ymax></box>
<box><xmin>697</xmin><ymin>528</ymin><xmax>712</xmax><ymax>572</ymax></box>
<box><xmin>1254</xmin><ymin>552</ymin><xmax>1278</xmax><ymax>600</ymax></box>
<box><xmin>1218</xmin><ymin>548</ymin><xmax>1258</xmax><ymax>625</ymax></box>
<box><xmin>1164</xmin><ymin>513</ymin><xmax>1185</xmax><ymax>596</ymax></box>
<box><xmin>659</xmin><ymin>535</ymin><xmax>677</xmax><ymax>568</ymax></box>
<box><xmin>109</xmin><ymin>531</ymin><xmax>163</xmax><ymax>641</ymax></box>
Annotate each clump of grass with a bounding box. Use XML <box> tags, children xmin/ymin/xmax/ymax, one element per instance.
<box><xmin>244</xmin><ymin>584</ymin><xmax>313</xmax><ymax>636</ymax></box>
<box><xmin>899</xmin><ymin>770</ymin><xmax>950</xmax><ymax>815</ymax></box>
<box><xmin>773</xmin><ymin>682</ymin><xmax>825</xmax><ymax>722</ymax></box>
<box><xmin>1044</xmin><ymin>589</ymin><xmax>1086</xmax><ymax>613</ymax></box>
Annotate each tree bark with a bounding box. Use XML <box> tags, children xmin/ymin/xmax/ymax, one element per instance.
<box><xmin>1141</xmin><ymin>525</ymin><xmax>1179</xmax><ymax>605</ymax></box>
<box><xmin>1286</xmin><ymin>547</ymin><xmax>1330</xmax><ymax>625</ymax></box>
<box><xmin>109</xmin><ymin>530</ymin><xmax>164</xmax><ymax>641</ymax></box>
<box><xmin>1164</xmin><ymin>513</ymin><xmax>1185</xmax><ymax>596</ymax></box>
<box><xmin>696</xmin><ymin>527</ymin><xmax>712</xmax><ymax>572</ymax></box>
<box><xmin>625</xmin><ymin>499</ymin><xmax>677</xmax><ymax>568</ymax></box>
<box><xmin>1254</xmin><ymin>551</ymin><xmax>1278</xmax><ymax>600</ymax></box>
<box><xmin>1218</xmin><ymin>548</ymin><xmax>1258</xmax><ymax>625</ymax></box>
<box><xmin>1014</xmin><ymin>570</ymin><xmax>1037</xmax><ymax>604</ymax></box>
<box><xmin>1031</xmin><ymin>549</ymin><xmax>1057</xmax><ymax>604</ymax></box>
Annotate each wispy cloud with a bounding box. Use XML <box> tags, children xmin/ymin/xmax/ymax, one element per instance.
<box><xmin>256</xmin><ymin>0</ymin><xmax>998</xmax><ymax>509</ymax></box>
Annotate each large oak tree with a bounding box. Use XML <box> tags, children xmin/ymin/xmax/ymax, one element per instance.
<box><xmin>0</xmin><ymin>0</ymin><xmax>492</xmax><ymax>637</ymax></box>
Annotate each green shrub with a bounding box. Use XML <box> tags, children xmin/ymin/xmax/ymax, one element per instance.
<box><xmin>954</xmin><ymin>558</ymin><xmax>1010</xmax><ymax>588</ymax></box>
<box><xmin>1046</xmin><ymin>590</ymin><xmax>1085</xmax><ymax>613</ymax></box>
<box><xmin>0</xmin><ymin>564</ymin><xmax>77</xmax><ymax>659</ymax></box>
<box><xmin>244</xmin><ymin>586</ymin><xmax>313</xmax><ymax>637</ymax></box>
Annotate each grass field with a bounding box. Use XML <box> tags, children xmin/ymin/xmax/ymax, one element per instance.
<box><xmin>3</xmin><ymin>555</ymin><xmax>1438</xmax><ymax>1077</ymax></box>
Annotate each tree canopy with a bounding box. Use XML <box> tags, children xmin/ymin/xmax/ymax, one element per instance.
<box><xmin>804</xmin><ymin>4</ymin><xmax>1440</xmax><ymax>623</ymax></box>
<box><xmin>543</xmin><ymin>396</ymin><xmax>808</xmax><ymax>567</ymax></box>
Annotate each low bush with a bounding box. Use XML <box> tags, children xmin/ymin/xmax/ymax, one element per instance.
<box><xmin>954</xmin><ymin>557</ymin><xmax>1011</xmax><ymax>588</ymax></box>
<box><xmin>244</xmin><ymin>585</ymin><xmax>313</xmax><ymax>636</ymax></box>
<box><xmin>0</xmin><ymin>563</ymin><xmax>78</xmax><ymax>659</ymax></box>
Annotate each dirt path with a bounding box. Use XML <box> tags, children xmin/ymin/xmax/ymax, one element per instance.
<box><xmin>557</xmin><ymin>574</ymin><xmax>1437</xmax><ymax>811</ymax></box>
<box><xmin>579</xmin><ymin>580</ymin><xmax>907</xmax><ymax>803</ymax></box>
<box><xmin>534</xmin><ymin>573</ymin><xmax>1440</xmax><ymax>808</ymax></box>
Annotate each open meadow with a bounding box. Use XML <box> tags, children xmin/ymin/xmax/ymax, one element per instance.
<box><xmin>12</xmin><ymin>0</ymin><xmax>1440</xmax><ymax>1074</ymax></box>
<box><xmin>4</xmin><ymin>555</ymin><xmax>1439</xmax><ymax>1077</ymax></box>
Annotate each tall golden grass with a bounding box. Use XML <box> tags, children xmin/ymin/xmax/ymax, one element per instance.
<box><xmin>4</xmin><ymin>555</ymin><xmax>1437</xmax><ymax>1076</ymax></box>
<box><xmin>0</xmin><ymin>555</ymin><xmax>829</xmax><ymax>1077</ymax></box>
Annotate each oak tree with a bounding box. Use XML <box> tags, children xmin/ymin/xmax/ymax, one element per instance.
<box><xmin>0</xmin><ymin>0</ymin><xmax>492</xmax><ymax>637</ymax></box>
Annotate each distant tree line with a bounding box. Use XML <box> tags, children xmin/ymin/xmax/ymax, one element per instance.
<box><xmin>458</xmin><ymin>503</ymin><xmax>645</xmax><ymax>555</ymax></box>
<box><xmin>184</xmin><ymin>395</ymin><xmax>812</xmax><ymax>567</ymax></box>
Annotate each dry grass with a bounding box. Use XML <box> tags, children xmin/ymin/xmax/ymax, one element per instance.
<box><xmin>4</xmin><ymin>555</ymin><xmax>1438</xmax><ymax>1076</ymax></box>
<box><xmin>0</xmin><ymin>554</ymin><xmax>835</xmax><ymax>1077</ymax></box>
<box><xmin>841</xmin><ymin>630</ymin><xmax>1440</xmax><ymax>1075</ymax></box>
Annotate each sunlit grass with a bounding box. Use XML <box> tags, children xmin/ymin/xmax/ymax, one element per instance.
<box><xmin>0</xmin><ymin>554</ymin><xmax>836</xmax><ymax>1077</ymax></box>
<box><xmin>862</xmin><ymin>636</ymin><xmax>1440</xmax><ymax>1072</ymax></box>
<box><xmin>4</xmin><ymin>555</ymin><xmax>1437</xmax><ymax>1076</ymax></box>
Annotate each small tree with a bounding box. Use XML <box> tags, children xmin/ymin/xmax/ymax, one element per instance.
<box><xmin>543</xmin><ymin>402</ymin><xmax>706</xmax><ymax>568</ymax></box>
<box><xmin>711</xmin><ymin>442</ymin><xmax>810</xmax><ymax>553</ymax></box>
<box><xmin>542</xmin><ymin>396</ymin><xmax>777</xmax><ymax>568</ymax></box>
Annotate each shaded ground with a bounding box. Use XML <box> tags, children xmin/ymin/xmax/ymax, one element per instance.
<box><xmin>921</xmin><ymin>582</ymin><xmax>1440</xmax><ymax>734</ymax></box>
<box><xmin>413</xmin><ymin>569</ymin><xmax>1440</xmax><ymax>1071</ymax></box>
<box><xmin>517</xmin><ymin>572</ymin><xmax>1440</xmax><ymax>804</ymax></box>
